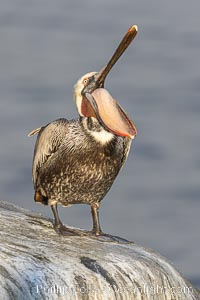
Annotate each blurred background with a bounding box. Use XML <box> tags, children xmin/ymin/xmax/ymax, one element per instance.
<box><xmin>0</xmin><ymin>0</ymin><xmax>199</xmax><ymax>289</ymax></box>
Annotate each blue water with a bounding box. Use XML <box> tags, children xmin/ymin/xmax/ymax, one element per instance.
<box><xmin>0</xmin><ymin>0</ymin><xmax>200</xmax><ymax>290</ymax></box>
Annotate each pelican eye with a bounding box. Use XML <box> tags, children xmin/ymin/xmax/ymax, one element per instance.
<box><xmin>83</xmin><ymin>78</ymin><xmax>89</xmax><ymax>85</ymax></box>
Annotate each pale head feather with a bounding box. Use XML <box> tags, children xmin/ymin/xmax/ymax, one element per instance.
<box><xmin>73</xmin><ymin>72</ymin><xmax>97</xmax><ymax>116</ymax></box>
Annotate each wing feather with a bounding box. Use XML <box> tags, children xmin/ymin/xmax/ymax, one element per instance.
<box><xmin>32</xmin><ymin>118</ymin><xmax>69</xmax><ymax>187</ymax></box>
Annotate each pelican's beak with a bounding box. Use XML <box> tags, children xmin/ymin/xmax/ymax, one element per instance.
<box><xmin>82</xmin><ymin>88</ymin><xmax>137</xmax><ymax>138</ymax></box>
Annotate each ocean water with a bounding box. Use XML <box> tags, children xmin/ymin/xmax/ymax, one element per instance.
<box><xmin>0</xmin><ymin>0</ymin><xmax>200</xmax><ymax>290</ymax></box>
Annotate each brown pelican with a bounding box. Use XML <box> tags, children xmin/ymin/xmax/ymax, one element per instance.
<box><xmin>28</xmin><ymin>25</ymin><xmax>138</xmax><ymax>236</ymax></box>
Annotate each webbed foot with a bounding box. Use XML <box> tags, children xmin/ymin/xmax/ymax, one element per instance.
<box><xmin>54</xmin><ymin>223</ymin><xmax>84</xmax><ymax>236</ymax></box>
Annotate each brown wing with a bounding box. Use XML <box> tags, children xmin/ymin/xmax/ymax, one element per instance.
<box><xmin>31</xmin><ymin>118</ymin><xmax>69</xmax><ymax>187</ymax></box>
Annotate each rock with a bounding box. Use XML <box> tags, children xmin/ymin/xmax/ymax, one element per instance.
<box><xmin>0</xmin><ymin>201</ymin><xmax>199</xmax><ymax>300</ymax></box>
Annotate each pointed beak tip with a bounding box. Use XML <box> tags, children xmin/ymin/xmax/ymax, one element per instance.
<box><xmin>129</xmin><ymin>24</ymin><xmax>138</xmax><ymax>33</ymax></box>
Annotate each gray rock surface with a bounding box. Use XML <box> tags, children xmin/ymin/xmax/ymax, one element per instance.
<box><xmin>0</xmin><ymin>201</ymin><xmax>199</xmax><ymax>300</ymax></box>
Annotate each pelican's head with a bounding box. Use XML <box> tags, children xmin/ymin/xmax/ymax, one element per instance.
<box><xmin>73</xmin><ymin>68</ymin><xmax>137</xmax><ymax>139</ymax></box>
<box><xmin>73</xmin><ymin>71</ymin><xmax>97</xmax><ymax>117</ymax></box>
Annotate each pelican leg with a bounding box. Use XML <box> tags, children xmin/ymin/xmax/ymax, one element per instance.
<box><xmin>51</xmin><ymin>204</ymin><xmax>82</xmax><ymax>236</ymax></box>
<box><xmin>91</xmin><ymin>203</ymin><xmax>103</xmax><ymax>235</ymax></box>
